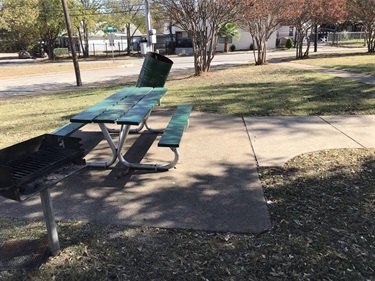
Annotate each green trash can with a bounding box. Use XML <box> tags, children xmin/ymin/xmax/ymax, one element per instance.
<box><xmin>136</xmin><ymin>52</ymin><xmax>174</xmax><ymax>87</ymax></box>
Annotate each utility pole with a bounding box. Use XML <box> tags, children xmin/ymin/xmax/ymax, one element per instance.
<box><xmin>314</xmin><ymin>24</ymin><xmax>318</xmax><ymax>53</ymax></box>
<box><xmin>61</xmin><ymin>0</ymin><xmax>82</xmax><ymax>86</ymax></box>
<box><xmin>145</xmin><ymin>0</ymin><xmax>153</xmax><ymax>52</ymax></box>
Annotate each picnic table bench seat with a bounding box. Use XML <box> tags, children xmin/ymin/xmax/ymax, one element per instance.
<box><xmin>51</xmin><ymin>122</ymin><xmax>86</xmax><ymax>137</ymax></box>
<box><xmin>158</xmin><ymin>104</ymin><xmax>192</xmax><ymax>148</ymax></box>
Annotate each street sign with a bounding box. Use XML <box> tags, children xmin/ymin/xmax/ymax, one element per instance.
<box><xmin>104</xmin><ymin>26</ymin><xmax>117</xmax><ymax>33</ymax></box>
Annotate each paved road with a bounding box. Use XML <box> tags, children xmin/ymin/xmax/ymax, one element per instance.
<box><xmin>0</xmin><ymin>52</ymin><xmax>258</xmax><ymax>97</ymax></box>
<box><xmin>0</xmin><ymin>46</ymin><xmax>363</xmax><ymax>98</ymax></box>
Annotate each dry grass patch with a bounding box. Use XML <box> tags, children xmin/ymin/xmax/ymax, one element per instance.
<box><xmin>293</xmin><ymin>52</ymin><xmax>375</xmax><ymax>76</ymax></box>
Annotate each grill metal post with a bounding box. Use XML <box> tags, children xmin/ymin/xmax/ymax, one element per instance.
<box><xmin>40</xmin><ymin>189</ymin><xmax>60</xmax><ymax>256</ymax></box>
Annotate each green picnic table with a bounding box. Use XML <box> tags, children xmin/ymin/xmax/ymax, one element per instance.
<box><xmin>67</xmin><ymin>87</ymin><xmax>192</xmax><ymax>170</ymax></box>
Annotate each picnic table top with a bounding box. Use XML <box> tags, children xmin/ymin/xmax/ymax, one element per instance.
<box><xmin>70</xmin><ymin>87</ymin><xmax>167</xmax><ymax>126</ymax></box>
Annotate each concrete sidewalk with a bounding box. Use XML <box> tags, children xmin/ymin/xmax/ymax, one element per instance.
<box><xmin>244</xmin><ymin>115</ymin><xmax>375</xmax><ymax>167</ymax></box>
<box><xmin>279</xmin><ymin>62</ymin><xmax>375</xmax><ymax>86</ymax></box>
<box><xmin>0</xmin><ymin>111</ymin><xmax>272</xmax><ymax>234</ymax></box>
<box><xmin>0</xmin><ymin>111</ymin><xmax>374</xmax><ymax>235</ymax></box>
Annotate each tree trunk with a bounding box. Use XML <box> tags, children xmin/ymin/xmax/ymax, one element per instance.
<box><xmin>261</xmin><ymin>41</ymin><xmax>267</xmax><ymax>64</ymax></box>
<box><xmin>254</xmin><ymin>35</ymin><xmax>268</xmax><ymax>65</ymax></box>
<box><xmin>193</xmin><ymin>41</ymin><xmax>201</xmax><ymax>76</ymax></box>
<box><xmin>169</xmin><ymin>20</ymin><xmax>174</xmax><ymax>43</ymax></box>
<box><xmin>254</xmin><ymin>37</ymin><xmax>263</xmax><ymax>65</ymax></box>
<box><xmin>77</xmin><ymin>28</ymin><xmax>84</xmax><ymax>58</ymax></box>
<box><xmin>224</xmin><ymin>37</ymin><xmax>228</xmax><ymax>52</ymax></box>
<box><xmin>194</xmin><ymin>54</ymin><xmax>201</xmax><ymax>76</ymax></box>
<box><xmin>126</xmin><ymin>23</ymin><xmax>131</xmax><ymax>55</ymax></box>
<box><xmin>366</xmin><ymin>25</ymin><xmax>375</xmax><ymax>52</ymax></box>
<box><xmin>190</xmin><ymin>30</ymin><xmax>218</xmax><ymax>76</ymax></box>
<box><xmin>295</xmin><ymin>30</ymin><xmax>304</xmax><ymax>59</ymax></box>
<box><xmin>46</xmin><ymin>41</ymin><xmax>55</xmax><ymax>60</ymax></box>
<box><xmin>303</xmin><ymin>28</ymin><xmax>312</xmax><ymax>58</ymax></box>
<box><xmin>304</xmin><ymin>40</ymin><xmax>310</xmax><ymax>57</ymax></box>
<box><xmin>83</xmin><ymin>24</ymin><xmax>89</xmax><ymax>58</ymax></box>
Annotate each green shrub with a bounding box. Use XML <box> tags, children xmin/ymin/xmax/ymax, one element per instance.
<box><xmin>54</xmin><ymin>48</ymin><xmax>69</xmax><ymax>57</ymax></box>
<box><xmin>286</xmin><ymin>38</ymin><xmax>294</xmax><ymax>49</ymax></box>
<box><xmin>230</xmin><ymin>44</ymin><xmax>236</xmax><ymax>52</ymax></box>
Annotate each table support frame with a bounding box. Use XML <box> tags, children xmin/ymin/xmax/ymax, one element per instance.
<box><xmin>87</xmin><ymin>123</ymin><xmax>179</xmax><ymax>170</ymax></box>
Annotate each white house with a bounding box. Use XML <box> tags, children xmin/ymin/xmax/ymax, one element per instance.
<box><xmin>162</xmin><ymin>23</ymin><xmax>278</xmax><ymax>54</ymax></box>
<box><xmin>216</xmin><ymin>28</ymin><xmax>278</xmax><ymax>51</ymax></box>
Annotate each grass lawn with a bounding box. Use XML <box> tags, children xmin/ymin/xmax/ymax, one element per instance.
<box><xmin>1</xmin><ymin>52</ymin><xmax>375</xmax><ymax>280</ymax></box>
<box><xmin>0</xmin><ymin>85</ymin><xmax>131</xmax><ymax>149</ymax></box>
<box><xmin>332</xmin><ymin>41</ymin><xmax>368</xmax><ymax>48</ymax></box>
<box><xmin>1</xmin><ymin>62</ymin><xmax>375</xmax><ymax>149</ymax></box>
<box><xmin>293</xmin><ymin>51</ymin><xmax>375</xmax><ymax>76</ymax></box>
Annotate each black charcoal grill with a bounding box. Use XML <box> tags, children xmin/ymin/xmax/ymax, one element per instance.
<box><xmin>0</xmin><ymin>134</ymin><xmax>85</xmax><ymax>202</ymax></box>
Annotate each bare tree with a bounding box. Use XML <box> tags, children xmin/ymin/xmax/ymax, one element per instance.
<box><xmin>286</xmin><ymin>0</ymin><xmax>347</xmax><ymax>59</ymax></box>
<box><xmin>237</xmin><ymin>0</ymin><xmax>286</xmax><ymax>65</ymax></box>
<box><xmin>154</xmin><ymin>0</ymin><xmax>241</xmax><ymax>76</ymax></box>
<box><xmin>347</xmin><ymin>0</ymin><xmax>375</xmax><ymax>52</ymax></box>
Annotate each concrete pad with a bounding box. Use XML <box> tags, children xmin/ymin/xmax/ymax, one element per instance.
<box><xmin>321</xmin><ymin>115</ymin><xmax>375</xmax><ymax>148</ymax></box>
<box><xmin>0</xmin><ymin>111</ymin><xmax>271</xmax><ymax>234</ymax></box>
<box><xmin>244</xmin><ymin>116</ymin><xmax>362</xmax><ymax>167</ymax></box>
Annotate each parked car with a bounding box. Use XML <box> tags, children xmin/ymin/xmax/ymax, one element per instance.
<box><xmin>18</xmin><ymin>50</ymin><xmax>32</xmax><ymax>59</ymax></box>
<box><xmin>312</xmin><ymin>28</ymin><xmax>336</xmax><ymax>43</ymax></box>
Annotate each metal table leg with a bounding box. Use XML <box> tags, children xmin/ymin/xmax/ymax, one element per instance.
<box><xmin>40</xmin><ymin>189</ymin><xmax>60</xmax><ymax>256</ymax></box>
<box><xmin>86</xmin><ymin>123</ymin><xmax>118</xmax><ymax>168</ymax></box>
<box><xmin>85</xmin><ymin>119</ymin><xmax>178</xmax><ymax>170</ymax></box>
<box><xmin>116</xmin><ymin>124</ymin><xmax>179</xmax><ymax>170</ymax></box>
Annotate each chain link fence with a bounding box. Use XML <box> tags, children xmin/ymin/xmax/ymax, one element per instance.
<box><xmin>328</xmin><ymin>32</ymin><xmax>367</xmax><ymax>46</ymax></box>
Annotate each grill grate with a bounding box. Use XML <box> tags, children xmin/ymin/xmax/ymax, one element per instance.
<box><xmin>0</xmin><ymin>134</ymin><xmax>85</xmax><ymax>201</ymax></box>
<box><xmin>3</xmin><ymin>148</ymin><xmax>81</xmax><ymax>184</ymax></box>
